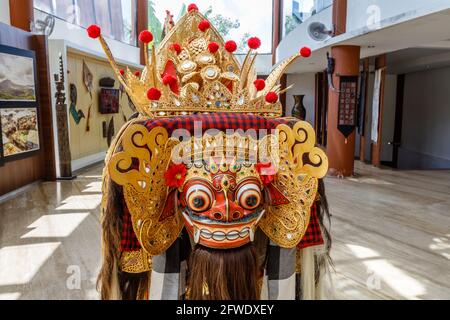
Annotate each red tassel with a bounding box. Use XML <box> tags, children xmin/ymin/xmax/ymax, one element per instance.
<box><xmin>300</xmin><ymin>46</ymin><xmax>312</xmax><ymax>57</ymax></box>
<box><xmin>225</xmin><ymin>40</ymin><xmax>237</xmax><ymax>53</ymax></box>
<box><xmin>147</xmin><ymin>87</ymin><xmax>161</xmax><ymax>101</ymax></box>
<box><xmin>248</xmin><ymin>37</ymin><xmax>261</xmax><ymax>50</ymax></box>
<box><xmin>265</xmin><ymin>92</ymin><xmax>279</xmax><ymax>104</ymax></box>
<box><xmin>188</xmin><ymin>3</ymin><xmax>198</xmax><ymax>12</ymax></box>
<box><xmin>87</xmin><ymin>25</ymin><xmax>101</xmax><ymax>39</ymax></box>
<box><xmin>139</xmin><ymin>30</ymin><xmax>153</xmax><ymax>44</ymax></box>
<box><xmin>198</xmin><ymin>20</ymin><xmax>211</xmax><ymax>32</ymax></box>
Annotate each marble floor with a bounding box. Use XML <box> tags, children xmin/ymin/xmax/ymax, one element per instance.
<box><xmin>0</xmin><ymin>161</ymin><xmax>449</xmax><ymax>300</ymax></box>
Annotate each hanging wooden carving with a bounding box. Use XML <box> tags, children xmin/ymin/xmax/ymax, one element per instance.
<box><xmin>83</xmin><ymin>60</ymin><xmax>93</xmax><ymax>132</ymax></box>
<box><xmin>69</xmin><ymin>83</ymin><xmax>85</xmax><ymax>124</ymax></box>
<box><xmin>337</xmin><ymin>76</ymin><xmax>358</xmax><ymax>138</ymax></box>
<box><xmin>54</xmin><ymin>54</ymin><xmax>74</xmax><ymax>179</ymax></box>
<box><xmin>106</xmin><ymin>117</ymin><xmax>115</xmax><ymax>147</ymax></box>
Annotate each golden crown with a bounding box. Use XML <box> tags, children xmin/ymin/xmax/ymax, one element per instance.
<box><xmin>87</xmin><ymin>5</ymin><xmax>311</xmax><ymax>118</ymax></box>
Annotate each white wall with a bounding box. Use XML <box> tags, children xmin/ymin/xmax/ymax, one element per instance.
<box><xmin>400</xmin><ymin>66</ymin><xmax>450</xmax><ymax>169</ymax></box>
<box><xmin>285</xmin><ymin>73</ymin><xmax>316</xmax><ymax>126</ymax></box>
<box><xmin>0</xmin><ymin>0</ymin><xmax>10</xmax><ymax>25</ymax></box>
<box><xmin>346</xmin><ymin>0</ymin><xmax>450</xmax><ymax>33</ymax></box>
<box><xmin>355</xmin><ymin>72</ymin><xmax>397</xmax><ymax>163</ymax></box>
<box><xmin>236</xmin><ymin>53</ymin><xmax>273</xmax><ymax>76</ymax></box>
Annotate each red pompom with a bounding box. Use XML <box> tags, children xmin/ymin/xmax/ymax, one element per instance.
<box><xmin>300</xmin><ymin>46</ymin><xmax>312</xmax><ymax>57</ymax></box>
<box><xmin>170</xmin><ymin>43</ymin><xmax>182</xmax><ymax>55</ymax></box>
<box><xmin>188</xmin><ymin>3</ymin><xmax>199</xmax><ymax>12</ymax></box>
<box><xmin>198</xmin><ymin>20</ymin><xmax>210</xmax><ymax>32</ymax></box>
<box><xmin>248</xmin><ymin>37</ymin><xmax>261</xmax><ymax>50</ymax></box>
<box><xmin>134</xmin><ymin>71</ymin><xmax>141</xmax><ymax>77</ymax></box>
<box><xmin>139</xmin><ymin>30</ymin><xmax>153</xmax><ymax>44</ymax></box>
<box><xmin>265</xmin><ymin>92</ymin><xmax>279</xmax><ymax>104</ymax></box>
<box><xmin>225</xmin><ymin>40</ymin><xmax>237</xmax><ymax>53</ymax></box>
<box><xmin>208</xmin><ymin>42</ymin><xmax>219</xmax><ymax>54</ymax></box>
<box><xmin>162</xmin><ymin>74</ymin><xmax>177</xmax><ymax>86</ymax></box>
<box><xmin>147</xmin><ymin>87</ymin><xmax>161</xmax><ymax>101</ymax></box>
<box><xmin>119</xmin><ymin>69</ymin><xmax>125</xmax><ymax>76</ymax></box>
<box><xmin>253</xmin><ymin>79</ymin><xmax>266</xmax><ymax>91</ymax></box>
<box><xmin>87</xmin><ymin>24</ymin><xmax>101</xmax><ymax>39</ymax></box>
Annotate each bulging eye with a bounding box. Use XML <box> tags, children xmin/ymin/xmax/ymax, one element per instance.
<box><xmin>237</xmin><ymin>183</ymin><xmax>262</xmax><ymax>210</ymax></box>
<box><xmin>186</xmin><ymin>185</ymin><xmax>212</xmax><ymax>212</ymax></box>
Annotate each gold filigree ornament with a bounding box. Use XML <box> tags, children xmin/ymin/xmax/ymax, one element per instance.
<box><xmin>94</xmin><ymin>4</ymin><xmax>328</xmax><ymax>272</ymax></box>
<box><xmin>88</xmin><ymin>9</ymin><xmax>310</xmax><ymax>119</ymax></box>
<box><xmin>107</xmin><ymin>120</ymin><xmax>328</xmax><ymax>259</ymax></box>
<box><xmin>108</xmin><ymin>124</ymin><xmax>184</xmax><ymax>256</ymax></box>
<box><xmin>258</xmin><ymin>121</ymin><xmax>328</xmax><ymax>248</ymax></box>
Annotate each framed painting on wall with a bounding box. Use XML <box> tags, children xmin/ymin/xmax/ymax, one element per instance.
<box><xmin>337</xmin><ymin>76</ymin><xmax>358</xmax><ymax>138</ymax></box>
<box><xmin>0</xmin><ymin>45</ymin><xmax>38</xmax><ymax>106</ymax></box>
<box><xmin>0</xmin><ymin>118</ymin><xmax>3</xmax><ymax>166</ymax></box>
<box><xmin>0</xmin><ymin>107</ymin><xmax>40</xmax><ymax>160</ymax></box>
<box><xmin>99</xmin><ymin>88</ymin><xmax>120</xmax><ymax>114</ymax></box>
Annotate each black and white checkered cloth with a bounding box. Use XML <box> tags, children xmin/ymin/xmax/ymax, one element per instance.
<box><xmin>148</xmin><ymin>237</ymin><xmax>298</xmax><ymax>300</ymax></box>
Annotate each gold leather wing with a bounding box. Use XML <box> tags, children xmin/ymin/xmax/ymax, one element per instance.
<box><xmin>258</xmin><ymin>121</ymin><xmax>328</xmax><ymax>248</ymax></box>
<box><xmin>108</xmin><ymin>124</ymin><xmax>183</xmax><ymax>256</ymax></box>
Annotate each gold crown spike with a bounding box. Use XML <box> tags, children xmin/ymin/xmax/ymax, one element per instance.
<box><xmin>87</xmin><ymin>5</ymin><xmax>312</xmax><ymax>118</ymax></box>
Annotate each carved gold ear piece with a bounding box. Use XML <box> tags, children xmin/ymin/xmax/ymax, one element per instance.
<box><xmin>258</xmin><ymin>121</ymin><xmax>328</xmax><ymax>248</ymax></box>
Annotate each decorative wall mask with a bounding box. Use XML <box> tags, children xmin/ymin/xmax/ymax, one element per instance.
<box><xmin>69</xmin><ymin>83</ymin><xmax>85</xmax><ymax>124</ymax></box>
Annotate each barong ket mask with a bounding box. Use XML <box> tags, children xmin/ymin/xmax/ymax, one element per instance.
<box><xmin>89</xmin><ymin>4</ymin><xmax>328</xmax><ymax>271</ymax></box>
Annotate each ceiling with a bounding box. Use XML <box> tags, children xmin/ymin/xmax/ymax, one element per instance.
<box><xmin>285</xmin><ymin>8</ymin><xmax>450</xmax><ymax>75</ymax></box>
<box><xmin>387</xmin><ymin>47</ymin><xmax>450</xmax><ymax>74</ymax></box>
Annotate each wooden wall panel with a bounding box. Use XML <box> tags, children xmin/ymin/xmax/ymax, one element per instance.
<box><xmin>0</xmin><ymin>22</ymin><xmax>55</xmax><ymax>196</ymax></box>
<box><xmin>35</xmin><ymin>36</ymin><xmax>56</xmax><ymax>181</ymax></box>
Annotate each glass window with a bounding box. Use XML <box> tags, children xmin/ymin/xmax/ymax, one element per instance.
<box><xmin>34</xmin><ymin>0</ymin><xmax>137</xmax><ymax>46</ymax></box>
<box><xmin>149</xmin><ymin>0</ymin><xmax>273</xmax><ymax>54</ymax></box>
<box><xmin>282</xmin><ymin>0</ymin><xmax>333</xmax><ymax>38</ymax></box>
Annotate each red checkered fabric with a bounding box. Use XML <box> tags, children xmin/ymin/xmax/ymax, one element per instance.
<box><xmin>299</xmin><ymin>203</ymin><xmax>324</xmax><ymax>249</ymax></box>
<box><xmin>120</xmin><ymin>198</ymin><xmax>141</xmax><ymax>252</ymax></box>
<box><xmin>119</xmin><ymin>113</ymin><xmax>322</xmax><ymax>252</ymax></box>
<box><xmin>143</xmin><ymin>112</ymin><xmax>287</xmax><ymax>134</ymax></box>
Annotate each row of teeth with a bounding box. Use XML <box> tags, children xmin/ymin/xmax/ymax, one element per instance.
<box><xmin>182</xmin><ymin>211</ymin><xmax>265</xmax><ymax>243</ymax></box>
<box><xmin>194</xmin><ymin>228</ymin><xmax>253</xmax><ymax>243</ymax></box>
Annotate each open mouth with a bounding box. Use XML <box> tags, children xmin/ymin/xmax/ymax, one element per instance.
<box><xmin>181</xmin><ymin>209</ymin><xmax>265</xmax><ymax>245</ymax></box>
<box><xmin>183</xmin><ymin>207</ymin><xmax>265</xmax><ymax>226</ymax></box>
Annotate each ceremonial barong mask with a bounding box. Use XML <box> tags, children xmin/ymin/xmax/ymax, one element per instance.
<box><xmin>90</xmin><ymin>5</ymin><xmax>329</xmax><ymax>275</ymax></box>
<box><xmin>179</xmin><ymin>161</ymin><xmax>265</xmax><ymax>249</ymax></box>
<box><xmin>107</xmin><ymin>118</ymin><xmax>328</xmax><ymax>256</ymax></box>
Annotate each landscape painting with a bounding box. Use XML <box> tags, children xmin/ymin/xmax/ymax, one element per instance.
<box><xmin>0</xmin><ymin>46</ymin><xmax>37</xmax><ymax>103</ymax></box>
<box><xmin>1</xmin><ymin>108</ymin><xmax>40</xmax><ymax>157</ymax></box>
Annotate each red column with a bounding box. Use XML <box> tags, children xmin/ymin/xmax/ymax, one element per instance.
<box><xmin>272</xmin><ymin>0</ymin><xmax>282</xmax><ymax>64</ymax></box>
<box><xmin>137</xmin><ymin>0</ymin><xmax>149</xmax><ymax>65</ymax></box>
<box><xmin>326</xmin><ymin>45</ymin><xmax>361</xmax><ymax>177</ymax></box>
<box><xmin>332</xmin><ymin>0</ymin><xmax>347</xmax><ymax>35</ymax></box>
<box><xmin>9</xmin><ymin>0</ymin><xmax>34</xmax><ymax>32</ymax></box>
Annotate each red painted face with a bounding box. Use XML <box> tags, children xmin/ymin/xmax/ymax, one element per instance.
<box><xmin>179</xmin><ymin>171</ymin><xmax>264</xmax><ymax>249</ymax></box>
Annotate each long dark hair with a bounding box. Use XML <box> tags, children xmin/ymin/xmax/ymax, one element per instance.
<box><xmin>186</xmin><ymin>244</ymin><xmax>261</xmax><ymax>300</ymax></box>
<box><xmin>97</xmin><ymin>179</ymin><xmax>149</xmax><ymax>300</ymax></box>
<box><xmin>315</xmin><ymin>178</ymin><xmax>333</xmax><ymax>285</ymax></box>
